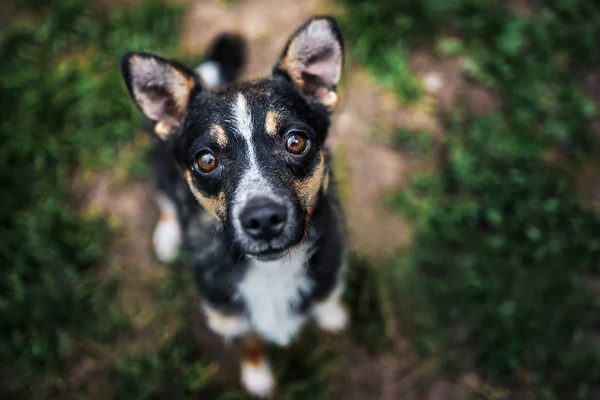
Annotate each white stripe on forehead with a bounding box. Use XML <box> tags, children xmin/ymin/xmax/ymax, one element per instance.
<box><xmin>231</xmin><ymin>93</ymin><xmax>260</xmax><ymax>177</ymax></box>
<box><xmin>230</xmin><ymin>93</ymin><xmax>279</xmax><ymax>226</ymax></box>
<box><xmin>233</xmin><ymin>93</ymin><xmax>254</xmax><ymax>143</ymax></box>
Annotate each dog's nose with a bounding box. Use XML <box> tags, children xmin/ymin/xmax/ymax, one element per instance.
<box><xmin>240</xmin><ymin>198</ymin><xmax>287</xmax><ymax>240</ymax></box>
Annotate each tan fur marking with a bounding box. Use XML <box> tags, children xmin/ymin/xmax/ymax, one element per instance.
<box><xmin>158</xmin><ymin>210</ymin><xmax>173</xmax><ymax>223</ymax></box>
<box><xmin>241</xmin><ymin>334</ymin><xmax>266</xmax><ymax>366</ymax></box>
<box><xmin>264</xmin><ymin>110</ymin><xmax>280</xmax><ymax>136</ymax></box>
<box><xmin>204</xmin><ymin>307</ymin><xmax>242</xmax><ymax>326</ymax></box>
<box><xmin>184</xmin><ymin>170</ymin><xmax>226</xmax><ymax>219</ymax></box>
<box><xmin>320</xmin><ymin>90</ymin><xmax>339</xmax><ymax>111</ymax></box>
<box><xmin>295</xmin><ymin>150</ymin><xmax>325</xmax><ymax>209</ymax></box>
<box><xmin>154</xmin><ymin>120</ymin><xmax>172</xmax><ymax>139</ymax></box>
<box><xmin>172</xmin><ymin>69</ymin><xmax>195</xmax><ymax>115</ymax></box>
<box><xmin>203</xmin><ymin>304</ymin><xmax>230</xmax><ymax>324</ymax></box>
<box><xmin>280</xmin><ymin>43</ymin><xmax>304</xmax><ymax>90</ymax></box>
<box><xmin>210</xmin><ymin>124</ymin><xmax>228</xmax><ymax>147</ymax></box>
<box><xmin>322</xmin><ymin>171</ymin><xmax>330</xmax><ymax>194</ymax></box>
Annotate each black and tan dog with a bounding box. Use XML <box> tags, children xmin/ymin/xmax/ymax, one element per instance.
<box><xmin>121</xmin><ymin>17</ymin><xmax>348</xmax><ymax>397</ymax></box>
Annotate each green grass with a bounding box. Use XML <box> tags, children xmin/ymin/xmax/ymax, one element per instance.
<box><xmin>6</xmin><ymin>0</ymin><xmax>600</xmax><ymax>398</ymax></box>
<box><xmin>0</xmin><ymin>0</ymin><xmax>190</xmax><ymax>397</ymax></box>
<box><xmin>107</xmin><ymin>267</ymin><xmax>216</xmax><ymax>400</ymax></box>
<box><xmin>341</xmin><ymin>0</ymin><xmax>600</xmax><ymax>398</ymax></box>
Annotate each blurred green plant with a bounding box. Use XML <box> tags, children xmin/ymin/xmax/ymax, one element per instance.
<box><xmin>342</xmin><ymin>0</ymin><xmax>600</xmax><ymax>398</ymax></box>
<box><xmin>107</xmin><ymin>268</ymin><xmax>217</xmax><ymax>400</ymax></box>
<box><xmin>0</xmin><ymin>0</ymin><xmax>183</xmax><ymax>397</ymax></box>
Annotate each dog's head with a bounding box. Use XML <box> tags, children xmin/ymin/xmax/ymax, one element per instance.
<box><xmin>121</xmin><ymin>17</ymin><xmax>344</xmax><ymax>260</ymax></box>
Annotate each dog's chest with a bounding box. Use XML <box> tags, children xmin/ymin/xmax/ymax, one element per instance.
<box><xmin>237</xmin><ymin>245</ymin><xmax>313</xmax><ymax>346</ymax></box>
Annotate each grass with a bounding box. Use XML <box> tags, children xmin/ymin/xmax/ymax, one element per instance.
<box><xmin>5</xmin><ymin>0</ymin><xmax>600</xmax><ymax>399</ymax></box>
<box><xmin>340</xmin><ymin>0</ymin><xmax>600</xmax><ymax>398</ymax></box>
<box><xmin>0</xmin><ymin>0</ymin><xmax>202</xmax><ymax>397</ymax></box>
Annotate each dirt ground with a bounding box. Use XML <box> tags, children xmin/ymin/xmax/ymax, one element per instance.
<box><xmin>81</xmin><ymin>0</ymin><xmax>500</xmax><ymax>398</ymax></box>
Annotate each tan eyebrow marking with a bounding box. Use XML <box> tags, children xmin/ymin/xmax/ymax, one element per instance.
<box><xmin>264</xmin><ymin>110</ymin><xmax>281</xmax><ymax>136</ymax></box>
<box><xmin>210</xmin><ymin>124</ymin><xmax>228</xmax><ymax>147</ymax></box>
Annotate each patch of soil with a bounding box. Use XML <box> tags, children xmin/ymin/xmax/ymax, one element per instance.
<box><xmin>410</xmin><ymin>47</ymin><xmax>501</xmax><ymax>116</ymax></box>
<box><xmin>66</xmin><ymin>137</ymin><xmax>167</xmax><ymax>397</ymax></box>
<box><xmin>331</xmin><ymin>340</ymin><xmax>471</xmax><ymax>400</ymax></box>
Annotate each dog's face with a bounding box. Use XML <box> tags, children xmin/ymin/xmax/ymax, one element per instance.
<box><xmin>121</xmin><ymin>18</ymin><xmax>344</xmax><ymax>260</ymax></box>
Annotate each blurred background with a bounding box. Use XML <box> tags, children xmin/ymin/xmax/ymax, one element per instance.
<box><xmin>2</xmin><ymin>0</ymin><xmax>600</xmax><ymax>399</ymax></box>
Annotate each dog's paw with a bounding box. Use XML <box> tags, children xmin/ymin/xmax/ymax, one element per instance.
<box><xmin>152</xmin><ymin>218</ymin><xmax>182</xmax><ymax>263</ymax></box>
<box><xmin>314</xmin><ymin>301</ymin><xmax>349</xmax><ymax>333</ymax></box>
<box><xmin>241</xmin><ymin>360</ymin><xmax>275</xmax><ymax>398</ymax></box>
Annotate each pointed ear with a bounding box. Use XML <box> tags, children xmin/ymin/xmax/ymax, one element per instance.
<box><xmin>121</xmin><ymin>51</ymin><xmax>199</xmax><ymax>139</ymax></box>
<box><xmin>274</xmin><ymin>17</ymin><xmax>344</xmax><ymax>111</ymax></box>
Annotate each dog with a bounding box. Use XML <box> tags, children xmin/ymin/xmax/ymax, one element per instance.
<box><xmin>120</xmin><ymin>16</ymin><xmax>348</xmax><ymax>397</ymax></box>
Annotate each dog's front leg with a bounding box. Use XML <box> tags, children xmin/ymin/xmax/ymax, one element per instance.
<box><xmin>240</xmin><ymin>333</ymin><xmax>275</xmax><ymax>398</ymax></box>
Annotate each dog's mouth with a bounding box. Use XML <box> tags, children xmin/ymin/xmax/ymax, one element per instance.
<box><xmin>246</xmin><ymin>243</ymin><xmax>296</xmax><ymax>262</ymax></box>
<box><xmin>245</xmin><ymin>234</ymin><xmax>308</xmax><ymax>262</ymax></box>
<box><xmin>250</xmin><ymin>249</ymin><xmax>290</xmax><ymax>262</ymax></box>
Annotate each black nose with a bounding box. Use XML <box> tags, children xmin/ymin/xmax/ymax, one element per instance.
<box><xmin>240</xmin><ymin>198</ymin><xmax>287</xmax><ymax>240</ymax></box>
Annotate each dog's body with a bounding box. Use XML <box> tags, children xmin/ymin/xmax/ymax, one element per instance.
<box><xmin>121</xmin><ymin>17</ymin><xmax>347</xmax><ymax>397</ymax></box>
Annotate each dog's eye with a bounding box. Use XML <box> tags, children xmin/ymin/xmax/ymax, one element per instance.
<box><xmin>195</xmin><ymin>151</ymin><xmax>218</xmax><ymax>173</ymax></box>
<box><xmin>285</xmin><ymin>132</ymin><xmax>309</xmax><ymax>154</ymax></box>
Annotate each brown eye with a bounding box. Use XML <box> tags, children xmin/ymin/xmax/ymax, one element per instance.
<box><xmin>195</xmin><ymin>151</ymin><xmax>217</xmax><ymax>172</ymax></box>
<box><xmin>285</xmin><ymin>132</ymin><xmax>309</xmax><ymax>154</ymax></box>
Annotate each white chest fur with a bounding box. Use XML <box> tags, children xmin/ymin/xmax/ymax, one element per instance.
<box><xmin>237</xmin><ymin>244</ymin><xmax>313</xmax><ymax>346</ymax></box>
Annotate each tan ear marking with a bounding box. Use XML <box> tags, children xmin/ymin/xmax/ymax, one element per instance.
<box><xmin>154</xmin><ymin>120</ymin><xmax>173</xmax><ymax>139</ymax></box>
<box><xmin>265</xmin><ymin>110</ymin><xmax>280</xmax><ymax>136</ymax></box>
<box><xmin>210</xmin><ymin>124</ymin><xmax>228</xmax><ymax>147</ymax></box>
<box><xmin>128</xmin><ymin>56</ymin><xmax>139</xmax><ymax>66</ymax></box>
<box><xmin>184</xmin><ymin>170</ymin><xmax>226</xmax><ymax>220</ymax></box>
<box><xmin>172</xmin><ymin>69</ymin><xmax>196</xmax><ymax>114</ymax></box>
<box><xmin>320</xmin><ymin>91</ymin><xmax>339</xmax><ymax>111</ymax></box>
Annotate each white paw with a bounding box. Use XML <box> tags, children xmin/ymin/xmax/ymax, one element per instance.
<box><xmin>152</xmin><ymin>218</ymin><xmax>182</xmax><ymax>263</ymax></box>
<box><xmin>241</xmin><ymin>360</ymin><xmax>275</xmax><ymax>398</ymax></box>
<box><xmin>314</xmin><ymin>302</ymin><xmax>349</xmax><ymax>333</ymax></box>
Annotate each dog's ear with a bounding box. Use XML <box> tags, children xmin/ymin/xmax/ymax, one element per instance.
<box><xmin>274</xmin><ymin>17</ymin><xmax>344</xmax><ymax>111</ymax></box>
<box><xmin>121</xmin><ymin>51</ymin><xmax>199</xmax><ymax>139</ymax></box>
